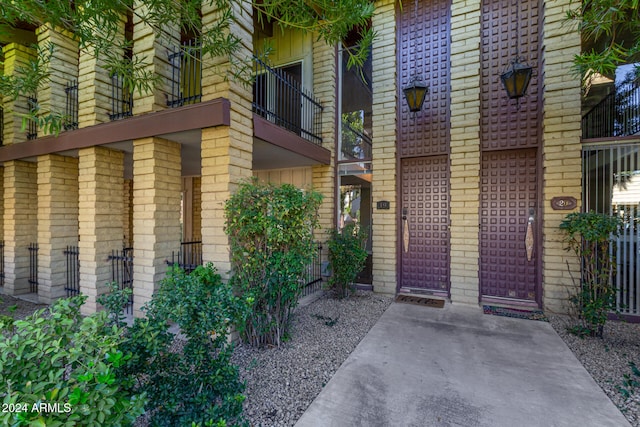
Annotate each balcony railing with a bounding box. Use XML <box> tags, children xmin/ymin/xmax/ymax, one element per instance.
<box><xmin>64</xmin><ymin>80</ymin><xmax>79</xmax><ymax>130</ymax></box>
<box><xmin>109</xmin><ymin>73</ymin><xmax>133</xmax><ymax>121</ymax></box>
<box><xmin>27</xmin><ymin>96</ymin><xmax>37</xmax><ymax>140</ymax></box>
<box><xmin>253</xmin><ymin>56</ymin><xmax>323</xmax><ymax>145</ymax></box>
<box><xmin>583</xmin><ymin>81</ymin><xmax>640</xmax><ymax>139</ymax></box>
<box><xmin>167</xmin><ymin>41</ymin><xmax>202</xmax><ymax>108</ymax></box>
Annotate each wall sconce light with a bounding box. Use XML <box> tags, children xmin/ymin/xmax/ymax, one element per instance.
<box><xmin>500</xmin><ymin>2</ymin><xmax>533</xmax><ymax>107</ymax></box>
<box><xmin>403</xmin><ymin>76</ymin><xmax>429</xmax><ymax>113</ymax></box>
<box><xmin>500</xmin><ymin>56</ymin><xmax>533</xmax><ymax>100</ymax></box>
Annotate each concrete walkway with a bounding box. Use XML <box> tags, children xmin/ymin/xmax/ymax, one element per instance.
<box><xmin>295</xmin><ymin>302</ymin><xmax>630</xmax><ymax>427</ymax></box>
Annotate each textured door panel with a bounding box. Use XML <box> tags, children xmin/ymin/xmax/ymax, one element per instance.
<box><xmin>400</xmin><ymin>156</ymin><xmax>450</xmax><ymax>293</ymax></box>
<box><xmin>480</xmin><ymin>0</ymin><xmax>539</xmax><ymax>151</ymax></box>
<box><xmin>480</xmin><ymin>149</ymin><xmax>538</xmax><ymax>302</ymax></box>
<box><xmin>398</xmin><ymin>0</ymin><xmax>451</xmax><ymax>157</ymax></box>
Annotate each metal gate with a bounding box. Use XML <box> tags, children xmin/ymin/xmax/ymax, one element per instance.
<box><xmin>583</xmin><ymin>144</ymin><xmax>640</xmax><ymax>316</ymax></box>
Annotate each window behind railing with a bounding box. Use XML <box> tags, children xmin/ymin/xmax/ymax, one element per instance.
<box><xmin>252</xmin><ymin>56</ymin><xmax>323</xmax><ymax>145</ymax></box>
<box><xmin>167</xmin><ymin>40</ymin><xmax>202</xmax><ymax>108</ymax></box>
<box><xmin>109</xmin><ymin>73</ymin><xmax>133</xmax><ymax>121</ymax></box>
<box><xmin>64</xmin><ymin>80</ymin><xmax>79</xmax><ymax>130</ymax></box>
<box><xmin>26</xmin><ymin>96</ymin><xmax>37</xmax><ymax>140</ymax></box>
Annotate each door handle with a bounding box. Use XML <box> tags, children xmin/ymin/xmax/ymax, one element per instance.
<box><xmin>403</xmin><ymin>208</ymin><xmax>409</xmax><ymax>253</ymax></box>
<box><xmin>525</xmin><ymin>208</ymin><xmax>534</xmax><ymax>261</ymax></box>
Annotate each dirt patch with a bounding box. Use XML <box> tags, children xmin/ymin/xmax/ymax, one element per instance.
<box><xmin>0</xmin><ymin>293</ymin><xmax>48</xmax><ymax>320</ymax></box>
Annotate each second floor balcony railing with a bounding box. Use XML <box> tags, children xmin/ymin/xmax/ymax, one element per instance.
<box><xmin>583</xmin><ymin>80</ymin><xmax>640</xmax><ymax>139</ymax></box>
<box><xmin>252</xmin><ymin>56</ymin><xmax>323</xmax><ymax>145</ymax></box>
<box><xmin>167</xmin><ymin>40</ymin><xmax>202</xmax><ymax>108</ymax></box>
<box><xmin>64</xmin><ymin>80</ymin><xmax>79</xmax><ymax>130</ymax></box>
<box><xmin>110</xmin><ymin>73</ymin><xmax>133</xmax><ymax>121</ymax></box>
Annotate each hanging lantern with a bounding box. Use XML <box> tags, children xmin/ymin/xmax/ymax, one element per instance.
<box><xmin>402</xmin><ymin>76</ymin><xmax>429</xmax><ymax>113</ymax></box>
<box><xmin>500</xmin><ymin>56</ymin><xmax>533</xmax><ymax>100</ymax></box>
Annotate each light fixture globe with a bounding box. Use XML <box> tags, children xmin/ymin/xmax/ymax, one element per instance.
<box><xmin>402</xmin><ymin>77</ymin><xmax>428</xmax><ymax>112</ymax></box>
<box><xmin>500</xmin><ymin>56</ymin><xmax>533</xmax><ymax>100</ymax></box>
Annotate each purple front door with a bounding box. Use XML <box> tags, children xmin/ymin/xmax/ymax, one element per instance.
<box><xmin>479</xmin><ymin>149</ymin><xmax>540</xmax><ymax>305</ymax></box>
<box><xmin>399</xmin><ymin>156</ymin><xmax>450</xmax><ymax>295</ymax></box>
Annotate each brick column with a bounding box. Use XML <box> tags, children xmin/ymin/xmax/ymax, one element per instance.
<box><xmin>200</xmin><ymin>1</ymin><xmax>253</xmax><ymax>275</ymax></box>
<box><xmin>132</xmin><ymin>137</ymin><xmax>182</xmax><ymax>316</ymax></box>
<box><xmin>311</xmin><ymin>39</ymin><xmax>336</xmax><ymax>243</ymax></box>
<box><xmin>371</xmin><ymin>0</ymin><xmax>397</xmax><ymax>295</ymax></box>
<box><xmin>3</xmin><ymin>161</ymin><xmax>37</xmax><ymax>295</ymax></box>
<box><xmin>78</xmin><ymin>147</ymin><xmax>124</xmax><ymax>314</ymax></box>
<box><xmin>132</xmin><ymin>0</ymin><xmax>180</xmax><ymax>115</ymax></box>
<box><xmin>78</xmin><ymin>18</ymin><xmax>124</xmax><ymax>127</ymax></box>
<box><xmin>37</xmin><ymin>155</ymin><xmax>79</xmax><ymax>304</ymax></box>
<box><xmin>449</xmin><ymin>0</ymin><xmax>482</xmax><ymax>304</ymax></box>
<box><xmin>2</xmin><ymin>44</ymin><xmax>36</xmax><ymax>145</ymax></box>
<box><xmin>541</xmin><ymin>0</ymin><xmax>582</xmax><ymax>312</ymax></box>
<box><xmin>36</xmin><ymin>25</ymin><xmax>79</xmax><ymax>135</ymax></box>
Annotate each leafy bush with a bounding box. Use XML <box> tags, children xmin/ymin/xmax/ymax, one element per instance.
<box><xmin>560</xmin><ymin>211</ymin><xmax>622</xmax><ymax>337</ymax></box>
<box><xmin>327</xmin><ymin>223</ymin><xmax>368</xmax><ymax>298</ymax></box>
<box><xmin>225</xmin><ymin>180</ymin><xmax>323</xmax><ymax>347</ymax></box>
<box><xmin>0</xmin><ymin>296</ymin><xmax>145</xmax><ymax>427</ymax></box>
<box><xmin>101</xmin><ymin>265</ymin><xmax>248</xmax><ymax>426</ymax></box>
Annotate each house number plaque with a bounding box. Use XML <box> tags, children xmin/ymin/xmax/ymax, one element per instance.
<box><xmin>376</xmin><ymin>201</ymin><xmax>390</xmax><ymax>210</ymax></box>
<box><xmin>551</xmin><ymin>196</ymin><xmax>577</xmax><ymax>210</ymax></box>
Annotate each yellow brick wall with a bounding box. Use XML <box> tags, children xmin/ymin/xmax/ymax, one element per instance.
<box><xmin>37</xmin><ymin>154</ymin><xmax>79</xmax><ymax>304</ymax></box>
<box><xmin>78</xmin><ymin>147</ymin><xmax>124</xmax><ymax>314</ymax></box>
<box><xmin>541</xmin><ymin>0</ymin><xmax>582</xmax><ymax>312</ymax></box>
<box><xmin>449</xmin><ymin>0</ymin><xmax>482</xmax><ymax>304</ymax></box>
<box><xmin>2</xmin><ymin>44</ymin><xmax>36</xmax><ymax>145</ymax></box>
<box><xmin>3</xmin><ymin>160</ymin><xmax>37</xmax><ymax>295</ymax></box>
<box><xmin>36</xmin><ymin>25</ymin><xmax>79</xmax><ymax>135</ymax></box>
<box><xmin>254</xmin><ymin>167</ymin><xmax>313</xmax><ymax>187</ymax></box>
<box><xmin>200</xmin><ymin>1</ymin><xmax>254</xmax><ymax>276</ymax></box>
<box><xmin>132</xmin><ymin>137</ymin><xmax>182</xmax><ymax>316</ymax></box>
<box><xmin>371</xmin><ymin>0</ymin><xmax>397</xmax><ymax>295</ymax></box>
<box><xmin>192</xmin><ymin>176</ymin><xmax>202</xmax><ymax>241</ymax></box>
<box><xmin>132</xmin><ymin>0</ymin><xmax>180</xmax><ymax>115</ymax></box>
<box><xmin>123</xmin><ymin>179</ymin><xmax>133</xmax><ymax>247</ymax></box>
<box><xmin>78</xmin><ymin>17</ymin><xmax>124</xmax><ymax>127</ymax></box>
<box><xmin>312</xmin><ymin>40</ymin><xmax>336</xmax><ymax>243</ymax></box>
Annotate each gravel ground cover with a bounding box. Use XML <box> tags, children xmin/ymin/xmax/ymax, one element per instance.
<box><xmin>3</xmin><ymin>292</ymin><xmax>640</xmax><ymax>426</ymax></box>
<box><xmin>231</xmin><ymin>291</ymin><xmax>393</xmax><ymax>426</ymax></box>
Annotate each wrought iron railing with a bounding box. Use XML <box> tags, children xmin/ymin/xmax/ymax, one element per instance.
<box><xmin>64</xmin><ymin>245</ymin><xmax>80</xmax><ymax>297</ymax></box>
<box><xmin>583</xmin><ymin>81</ymin><xmax>640</xmax><ymax>139</ymax></box>
<box><xmin>299</xmin><ymin>243</ymin><xmax>323</xmax><ymax>297</ymax></box>
<box><xmin>108</xmin><ymin>247</ymin><xmax>134</xmax><ymax>313</ymax></box>
<box><xmin>167</xmin><ymin>41</ymin><xmax>202</xmax><ymax>108</ymax></box>
<box><xmin>167</xmin><ymin>240</ymin><xmax>203</xmax><ymax>274</ymax></box>
<box><xmin>64</xmin><ymin>80</ymin><xmax>79</xmax><ymax>130</ymax></box>
<box><xmin>109</xmin><ymin>73</ymin><xmax>133</xmax><ymax>121</ymax></box>
<box><xmin>253</xmin><ymin>56</ymin><xmax>323</xmax><ymax>145</ymax></box>
<box><xmin>0</xmin><ymin>240</ymin><xmax>4</xmax><ymax>287</ymax></box>
<box><xmin>28</xmin><ymin>242</ymin><xmax>38</xmax><ymax>293</ymax></box>
<box><xmin>26</xmin><ymin>96</ymin><xmax>38</xmax><ymax>140</ymax></box>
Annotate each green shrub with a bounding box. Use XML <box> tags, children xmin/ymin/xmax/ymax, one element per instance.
<box><xmin>560</xmin><ymin>211</ymin><xmax>622</xmax><ymax>337</ymax></box>
<box><xmin>0</xmin><ymin>296</ymin><xmax>145</xmax><ymax>427</ymax></box>
<box><xmin>102</xmin><ymin>265</ymin><xmax>248</xmax><ymax>427</ymax></box>
<box><xmin>225</xmin><ymin>179</ymin><xmax>323</xmax><ymax>347</ymax></box>
<box><xmin>327</xmin><ymin>223</ymin><xmax>368</xmax><ymax>298</ymax></box>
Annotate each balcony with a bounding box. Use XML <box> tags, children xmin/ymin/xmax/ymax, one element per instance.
<box><xmin>252</xmin><ymin>56</ymin><xmax>323</xmax><ymax>146</ymax></box>
<box><xmin>582</xmin><ymin>78</ymin><xmax>640</xmax><ymax>140</ymax></box>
